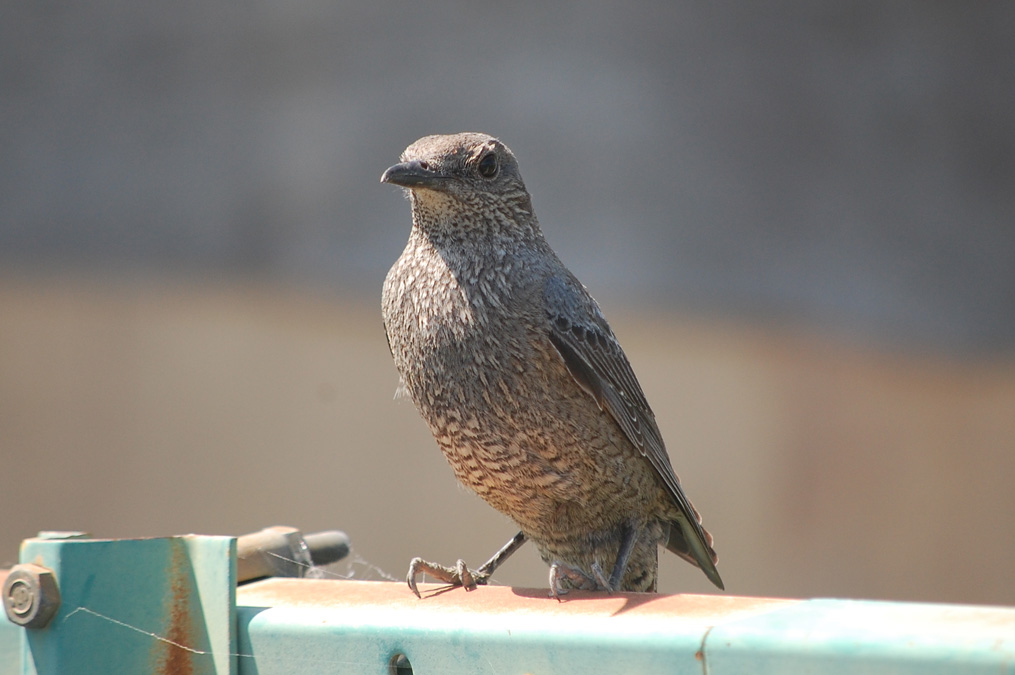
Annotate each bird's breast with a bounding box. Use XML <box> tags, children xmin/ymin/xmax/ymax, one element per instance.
<box><xmin>383</xmin><ymin>245</ymin><xmax>527</xmax><ymax>401</ymax></box>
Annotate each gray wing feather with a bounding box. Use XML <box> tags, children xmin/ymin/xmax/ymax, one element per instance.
<box><xmin>543</xmin><ymin>274</ymin><xmax>721</xmax><ymax>580</ymax></box>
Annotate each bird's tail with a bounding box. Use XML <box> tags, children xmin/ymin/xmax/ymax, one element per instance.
<box><xmin>665</xmin><ymin>518</ymin><xmax>725</xmax><ymax>590</ymax></box>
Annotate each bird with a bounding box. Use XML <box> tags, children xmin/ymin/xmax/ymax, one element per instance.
<box><xmin>380</xmin><ymin>132</ymin><xmax>723</xmax><ymax>597</ymax></box>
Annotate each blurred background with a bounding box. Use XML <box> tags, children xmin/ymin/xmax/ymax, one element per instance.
<box><xmin>2</xmin><ymin>2</ymin><xmax>1013</xmax><ymax>606</ymax></box>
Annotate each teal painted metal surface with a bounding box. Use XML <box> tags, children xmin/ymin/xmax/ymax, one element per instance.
<box><xmin>0</xmin><ymin>592</ymin><xmax>21</xmax><ymax>674</ymax></box>
<box><xmin>706</xmin><ymin>597</ymin><xmax>1015</xmax><ymax>674</ymax></box>
<box><xmin>234</xmin><ymin>579</ymin><xmax>1015</xmax><ymax>675</ymax></box>
<box><xmin>237</xmin><ymin>602</ymin><xmax>701</xmax><ymax>674</ymax></box>
<box><xmin>236</xmin><ymin>581</ymin><xmax>740</xmax><ymax>675</ymax></box>
<box><xmin>7</xmin><ymin>533</ymin><xmax>235</xmax><ymax>675</ymax></box>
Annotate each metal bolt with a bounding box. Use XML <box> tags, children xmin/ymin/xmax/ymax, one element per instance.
<box><xmin>3</xmin><ymin>563</ymin><xmax>61</xmax><ymax>629</ymax></box>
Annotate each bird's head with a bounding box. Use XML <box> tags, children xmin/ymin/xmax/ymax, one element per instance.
<box><xmin>381</xmin><ymin>133</ymin><xmax>537</xmax><ymax>240</ymax></box>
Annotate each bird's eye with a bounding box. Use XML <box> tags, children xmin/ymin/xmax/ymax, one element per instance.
<box><xmin>477</xmin><ymin>152</ymin><xmax>498</xmax><ymax>178</ymax></box>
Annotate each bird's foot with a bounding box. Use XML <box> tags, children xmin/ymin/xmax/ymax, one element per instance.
<box><xmin>548</xmin><ymin>561</ymin><xmax>608</xmax><ymax>600</ymax></box>
<box><xmin>406</xmin><ymin>557</ymin><xmax>489</xmax><ymax>598</ymax></box>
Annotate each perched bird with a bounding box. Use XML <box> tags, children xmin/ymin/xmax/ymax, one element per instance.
<box><xmin>381</xmin><ymin>132</ymin><xmax>723</xmax><ymax>597</ymax></box>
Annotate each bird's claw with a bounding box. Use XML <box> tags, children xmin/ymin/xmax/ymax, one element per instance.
<box><xmin>406</xmin><ymin>556</ymin><xmax>490</xmax><ymax>598</ymax></box>
<box><xmin>590</xmin><ymin>562</ymin><xmax>614</xmax><ymax>592</ymax></box>
<box><xmin>548</xmin><ymin>561</ymin><xmax>608</xmax><ymax>600</ymax></box>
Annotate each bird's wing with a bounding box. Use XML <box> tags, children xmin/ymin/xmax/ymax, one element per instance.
<box><xmin>542</xmin><ymin>273</ymin><xmax>722</xmax><ymax>583</ymax></box>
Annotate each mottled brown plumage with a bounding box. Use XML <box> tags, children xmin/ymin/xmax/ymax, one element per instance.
<box><xmin>380</xmin><ymin>132</ymin><xmax>722</xmax><ymax>596</ymax></box>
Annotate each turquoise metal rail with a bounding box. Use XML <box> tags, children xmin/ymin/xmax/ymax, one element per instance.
<box><xmin>2</xmin><ymin>532</ymin><xmax>1014</xmax><ymax>674</ymax></box>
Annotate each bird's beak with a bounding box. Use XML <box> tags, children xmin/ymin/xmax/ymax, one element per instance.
<box><xmin>380</xmin><ymin>160</ymin><xmax>450</xmax><ymax>190</ymax></box>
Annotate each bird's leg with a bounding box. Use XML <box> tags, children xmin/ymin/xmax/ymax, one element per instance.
<box><xmin>607</xmin><ymin>522</ymin><xmax>639</xmax><ymax>591</ymax></box>
<box><xmin>476</xmin><ymin>531</ymin><xmax>527</xmax><ymax>577</ymax></box>
<box><xmin>406</xmin><ymin>531</ymin><xmax>527</xmax><ymax>598</ymax></box>
<box><xmin>548</xmin><ymin>523</ymin><xmax>642</xmax><ymax>599</ymax></box>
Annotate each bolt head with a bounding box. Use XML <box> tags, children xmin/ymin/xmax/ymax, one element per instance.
<box><xmin>3</xmin><ymin>563</ymin><xmax>61</xmax><ymax>629</ymax></box>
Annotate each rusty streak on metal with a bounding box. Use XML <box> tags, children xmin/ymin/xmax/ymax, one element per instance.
<box><xmin>154</xmin><ymin>538</ymin><xmax>195</xmax><ymax>675</ymax></box>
